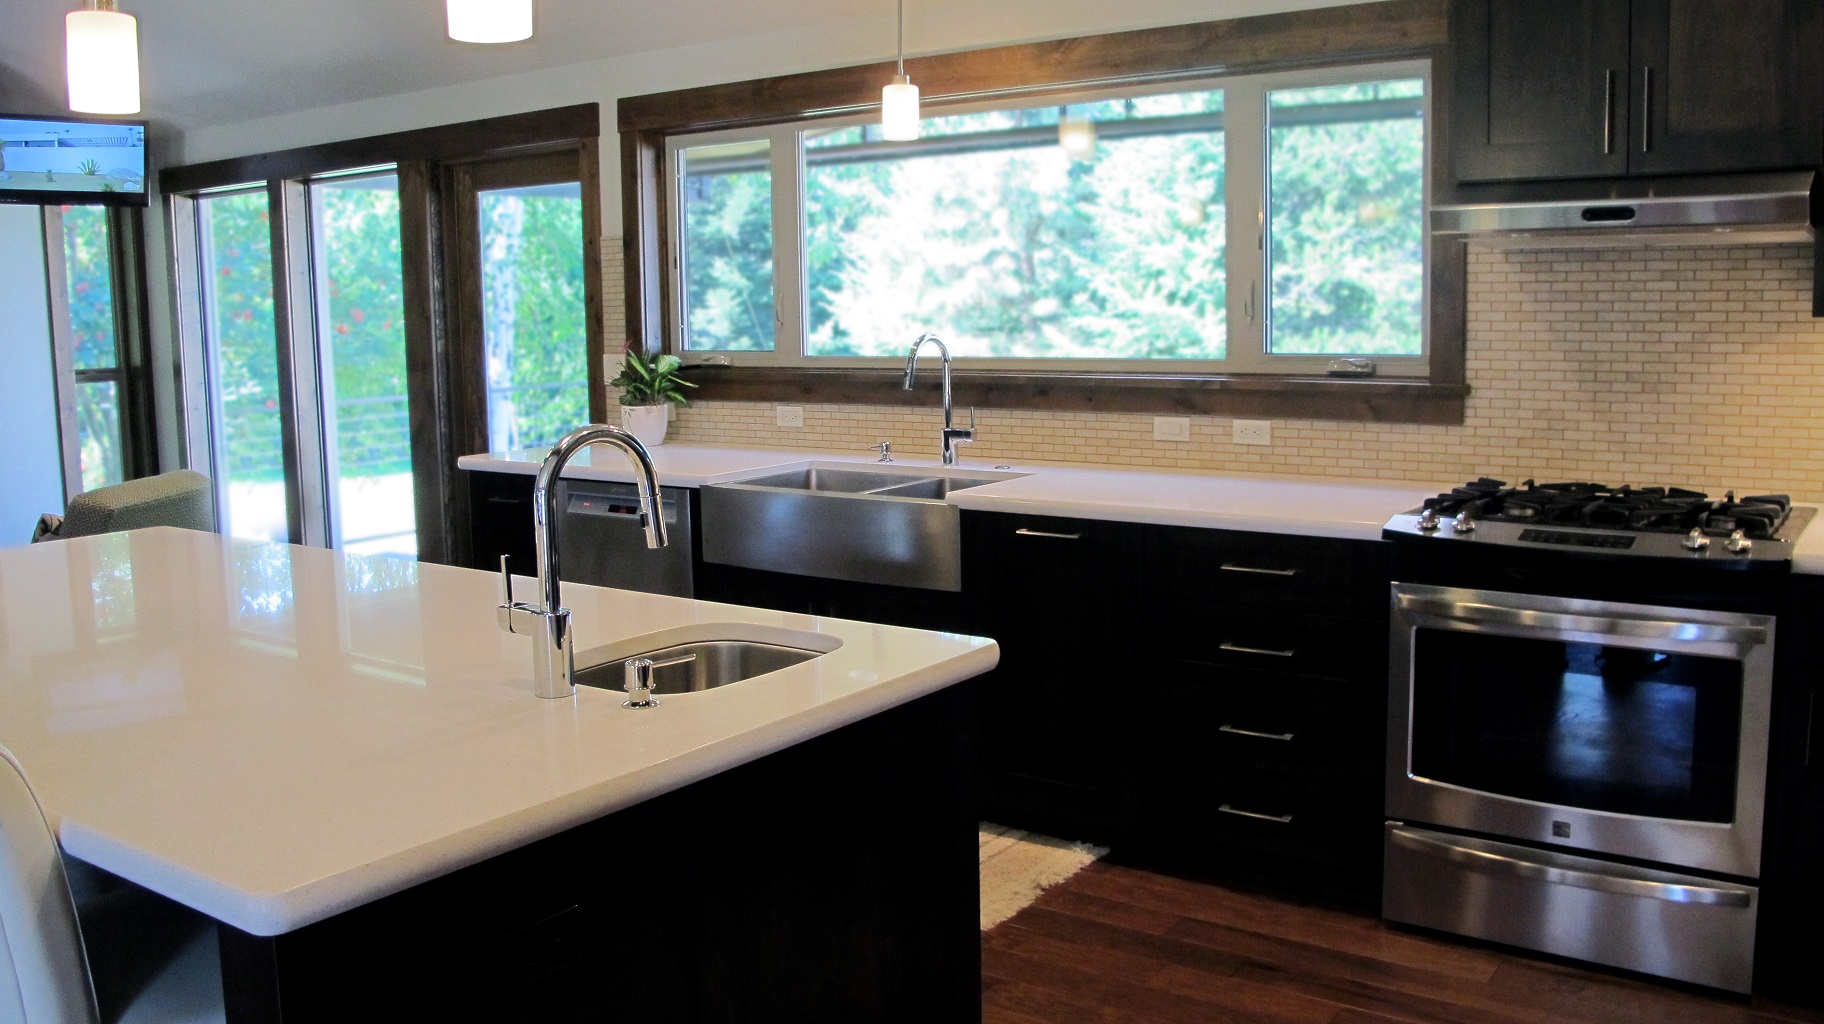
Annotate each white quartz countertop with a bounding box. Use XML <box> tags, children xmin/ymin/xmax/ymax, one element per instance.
<box><xmin>0</xmin><ymin>528</ymin><xmax>997</xmax><ymax>936</ymax></box>
<box><xmin>458</xmin><ymin>443</ymin><xmax>1446</xmax><ymax>542</ymax></box>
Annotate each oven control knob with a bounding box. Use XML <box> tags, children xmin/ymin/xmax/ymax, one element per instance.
<box><xmin>1452</xmin><ymin>509</ymin><xmax>1477</xmax><ymax>533</ymax></box>
<box><xmin>1683</xmin><ymin>528</ymin><xmax>1711</xmax><ymax>552</ymax></box>
<box><xmin>1726</xmin><ymin>529</ymin><xmax>1753</xmax><ymax>555</ymax></box>
<box><xmin>1418</xmin><ymin>508</ymin><xmax>1441</xmax><ymax>532</ymax></box>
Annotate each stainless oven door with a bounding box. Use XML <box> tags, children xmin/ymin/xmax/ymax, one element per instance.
<box><xmin>1387</xmin><ymin>583</ymin><xmax>1774</xmax><ymax>878</ymax></box>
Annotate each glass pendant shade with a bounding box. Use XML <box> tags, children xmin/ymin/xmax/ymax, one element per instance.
<box><xmin>447</xmin><ymin>0</ymin><xmax>534</xmax><ymax>43</ymax></box>
<box><xmin>66</xmin><ymin>6</ymin><xmax>140</xmax><ymax>115</ymax></box>
<box><xmin>881</xmin><ymin>76</ymin><xmax>921</xmax><ymax>142</ymax></box>
<box><xmin>1059</xmin><ymin>118</ymin><xmax>1097</xmax><ymax>160</ymax></box>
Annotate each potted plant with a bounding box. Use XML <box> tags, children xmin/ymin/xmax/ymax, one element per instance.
<box><xmin>609</xmin><ymin>350</ymin><xmax>695</xmax><ymax>446</ymax></box>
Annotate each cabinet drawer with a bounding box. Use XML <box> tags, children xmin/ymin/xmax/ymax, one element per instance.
<box><xmin>1136</xmin><ymin>772</ymin><xmax>1377</xmax><ymax>870</ymax></box>
<box><xmin>1164</xmin><ymin>603</ymin><xmax>1385</xmax><ymax>683</ymax></box>
<box><xmin>1146</xmin><ymin>526</ymin><xmax>1386</xmax><ymax>616</ymax></box>
<box><xmin>1145</xmin><ymin>676</ymin><xmax>1377</xmax><ymax>786</ymax></box>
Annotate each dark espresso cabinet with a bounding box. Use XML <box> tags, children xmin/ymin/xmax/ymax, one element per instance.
<box><xmin>1451</xmin><ymin>0</ymin><xmax>1632</xmax><ymax>182</ymax></box>
<box><xmin>1451</xmin><ymin>0</ymin><xmax>1823</xmax><ymax>182</ymax></box>
<box><xmin>1126</xmin><ymin>527</ymin><xmax>1390</xmax><ymax>899</ymax></box>
<box><xmin>1630</xmin><ymin>0</ymin><xmax>1824</xmax><ymax>176</ymax></box>
<box><xmin>962</xmin><ymin>512</ymin><xmax>1143</xmax><ymax>845</ymax></box>
<box><xmin>1759</xmin><ymin>575</ymin><xmax>1824</xmax><ymax>1005</ymax></box>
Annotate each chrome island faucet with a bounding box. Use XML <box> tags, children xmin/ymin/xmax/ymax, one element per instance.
<box><xmin>902</xmin><ymin>332</ymin><xmax>975</xmax><ymax>466</ymax></box>
<box><xmin>497</xmin><ymin>423</ymin><xmax>668</xmax><ymax>699</ymax></box>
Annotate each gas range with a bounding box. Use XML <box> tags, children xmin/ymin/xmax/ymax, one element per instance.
<box><xmin>1384</xmin><ymin>478</ymin><xmax>1814</xmax><ymax>568</ymax></box>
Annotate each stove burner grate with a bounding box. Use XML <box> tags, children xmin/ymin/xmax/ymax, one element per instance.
<box><xmin>1421</xmin><ymin>479</ymin><xmax>1792</xmax><ymax>540</ymax></box>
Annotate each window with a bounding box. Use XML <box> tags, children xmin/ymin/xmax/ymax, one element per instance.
<box><xmin>667</xmin><ymin>62</ymin><xmax>1427</xmax><ymax>375</ymax></box>
<box><xmin>51</xmin><ymin>205</ymin><xmax>129</xmax><ymax>491</ymax></box>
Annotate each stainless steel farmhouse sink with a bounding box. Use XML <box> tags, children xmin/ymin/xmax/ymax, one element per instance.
<box><xmin>572</xmin><ymin>623</ymin><xmax>840</xmax><ymax>695</ymax></box>
<box><xmin>700</xmin><ymin>462</ymin><xmax>1026</xmax><ymax>591</ymax></box>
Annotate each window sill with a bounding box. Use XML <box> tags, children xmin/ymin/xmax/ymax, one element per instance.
<box><xmin>683</xmin><ymin>366</ymin><xmax>1468</xmax><ymax>425</ymax></box>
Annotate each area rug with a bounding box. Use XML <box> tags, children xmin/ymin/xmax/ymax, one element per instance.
<box><xmin>978</xmin><ymin>822</ymin><xmax>1109</xmax><ymax>930</ymax></box>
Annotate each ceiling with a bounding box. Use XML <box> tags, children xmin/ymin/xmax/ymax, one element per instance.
<box><xmin>0</xmin><ymin>0</ymin><xmax>902</xmax><ymax>129</ymax></box>
<box><xmin>0</xmin><ymin>1</ymin><xmax>1354</xmax><ymax>134</ymax></box>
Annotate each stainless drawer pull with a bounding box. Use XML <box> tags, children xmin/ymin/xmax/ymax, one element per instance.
<box><xmin>1219</xmin><ymin>563</ymin><xmax>1298</xmax><ymax>577</ymax></box>
<box><xmin>1220</xmin><ymin>642</ymin><xmax>1296</xmax><ymax>658</ymax></box>
<box><xmin>1219</xmin><ymin>804</ymin><xmax>1293</xmax><ymax>825</ymax></box>
<box><xmin>1014</xmin><ymin>528</ymin><xmax>1083</xmax><ymax>540</ymax></box>
<box><xmin>1219</xmin><ymin>723</ymin><xmax>1295</xmax><ymax>742</ymax></box>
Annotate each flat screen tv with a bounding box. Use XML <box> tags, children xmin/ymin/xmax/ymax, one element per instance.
<box><xmin>0</xmin><ymin>113</ymin><xmax>149</xmax><ymax>208</ymax></box>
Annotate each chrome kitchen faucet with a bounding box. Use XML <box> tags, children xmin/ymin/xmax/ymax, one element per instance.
<box><xmin>497</xmin><ymin>424</ymin><xmax>668</xmax><ymax>699</ymax></box>
<box><xmin>902</xmin><ymin>333</ymin><xmax>975</xmax><ymax>466</ymax></box>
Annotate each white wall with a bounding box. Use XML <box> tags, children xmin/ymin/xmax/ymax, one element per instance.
<box><xmin>0</xmin><ymin>203</ymin><xmax>67</xmax><ymax>543</ymax></box>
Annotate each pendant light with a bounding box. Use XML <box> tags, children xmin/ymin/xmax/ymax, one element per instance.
<box><xmin>447</xmin><ymin>0</ymin><xmax>534</xmax><ymax>43</ymax></box>
<box><xmin>66</xmin><ymin>0</ymin><xmax>140</xmax><ymax>116</ymax></box>
<box><xmin>880</xmin><ymin>0</ymin><xmax>920</xmax><ymax>142</ymax></box>
<box><xmin>1058</xmin><ymin>107</ymin><xmax>1097</xmax><ymax>160</ymax></box>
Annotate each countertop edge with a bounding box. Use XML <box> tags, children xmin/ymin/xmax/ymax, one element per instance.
<box><xmin>60</xmin><ymin>643</ymin><xmax>999</xmax><ymax>936</ymax></box>
<box><xmin>456</xmin><ymin>447</ymin><xmax>1430</xmax><ymax>544</ymax></box>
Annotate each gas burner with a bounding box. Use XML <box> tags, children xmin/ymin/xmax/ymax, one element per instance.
<box><xmin>1419</xmin><ymin>478</ymin><xmax>1793</xmax><ymax>540</ymax></box>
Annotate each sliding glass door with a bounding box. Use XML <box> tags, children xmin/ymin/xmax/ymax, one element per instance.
<box><xmin>190</xmin><ymin>173</ymin><xmax>418</xmax><ymax>555</ymax></box>
<box><xmin>309</xmin><ymin>172</ymin><xmax>415</xmax><ymax>556</ymax></box>
<box><xmin>194</xmin><ymin>187</ymin><xmax>286</xmax><ymax>542</ymax></box>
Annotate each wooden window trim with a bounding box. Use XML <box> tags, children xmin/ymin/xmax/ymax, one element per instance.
<box><xmin>618</xmin><ymin>0</ymin><xmax>1467</xmax><ymax>425</ymax></box>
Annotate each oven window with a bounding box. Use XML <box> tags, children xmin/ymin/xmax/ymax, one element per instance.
<box><xmin>1409</xmin><ymin>630</ymin><xmax>1742</xmax><ymax>822</ymax></box>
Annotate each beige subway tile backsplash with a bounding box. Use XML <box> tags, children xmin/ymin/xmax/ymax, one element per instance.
<box><xmin>601</xmin><ymin>241</ymin><xmax>1824</xmax><ymax>502</ymax></box>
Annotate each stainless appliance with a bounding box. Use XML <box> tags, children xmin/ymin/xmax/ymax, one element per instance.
<box><xmin>1432</xmin><ymin>169</ymin><xmax>1818</xmax><ymax>248</ymax></box>
<box><xmin>1382</xmin><ymin>480</ymin><xmax>1811</xmax><ymax>993</ymax></box>
<box><xmin>557</xmin><ymin>479</ymin><xmax>693</xmax><ymax>598</ymax></box>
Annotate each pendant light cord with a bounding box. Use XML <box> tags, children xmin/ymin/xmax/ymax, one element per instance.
<box><xmin>896</xmin><ymin>0</ymin><xmax>905</xmax><ymax>76</ymax></box>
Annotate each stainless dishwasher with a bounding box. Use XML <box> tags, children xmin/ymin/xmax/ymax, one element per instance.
<box><xmin>556</xmin><ymin>479</ymin><xmax>694</xmax><ymax>597</ymax></box>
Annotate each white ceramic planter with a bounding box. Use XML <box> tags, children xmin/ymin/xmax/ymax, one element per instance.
<box><xmin>620</xmin><ymin>403</ymin><xmax>669</xmax><ymax>447</ymax></box>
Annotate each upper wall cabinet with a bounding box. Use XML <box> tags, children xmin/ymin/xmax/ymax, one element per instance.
<box><xmin>1451</xmin><ymin>0</ymin><xmax>1823</xmax><ymax>183</ymax></box>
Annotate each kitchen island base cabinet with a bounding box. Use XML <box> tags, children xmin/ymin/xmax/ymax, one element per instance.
<box><xmin>212</xmin><ymin>685</ymin><xmax>981</xmax><ymax>1023</ymax></box>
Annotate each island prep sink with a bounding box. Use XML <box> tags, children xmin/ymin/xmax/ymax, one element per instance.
<box><xmin>700</xmin><ymin>461</ymin><xmax>1026</xmax><ymax>591</ymax></box>
<box><xmin>573</xmin><ymin>622</ymin><xmax>841</xmax><ymax>695</ymax></box>
<box><xmin>575</xmin><ymin>639</ymin><xmax>820</xmax><ymax>694</ymax></box>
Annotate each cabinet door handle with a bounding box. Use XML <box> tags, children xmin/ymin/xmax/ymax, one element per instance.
<box><xmin>1602</xmin><ymin>68</ymin><xmax>1614</xmax><ymax>154</ymax></box>
<box><xmin>1220</xmin><ymin>642</ymin><xmax>1296</xmax><ymax>658</ymax></box>
<box><xmin>1014</xmin><ymin>528</ymin><xmax>1083</xmax><ymax>540</ymax></box>
<box><xmin>1219</xmin><ymin>563</ymin><xmax>1298</xmax><ymax>577</ymax></box>
<box><xmin>1641</xmin><ymin>66</ymin><xmax>1652</xmax><ymax>152</ymax></box>
<box><xmin>1218</xmin><ymin>804</ymin><xmax>1294</xmax><ymax>825</ymax></box>
<box><xmin>1219</xmin><ymin>723</ymin><xmax>1296</xmax><ymax>742</ymax></box>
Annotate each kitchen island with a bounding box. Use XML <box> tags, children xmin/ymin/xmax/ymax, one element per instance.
<box><xmin>0</xmin><ymin>527</ymin><xmax>997</xmax><ymax>1021</ymax></box>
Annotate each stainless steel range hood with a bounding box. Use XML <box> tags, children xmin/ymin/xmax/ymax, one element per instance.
<box><xmin>1432</xmin><ymin>170</ymin><xmax>1819</xmax><ymax>249</ymax></box>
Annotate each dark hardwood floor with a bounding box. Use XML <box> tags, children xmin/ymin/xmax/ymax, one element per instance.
<box><xmin>982</xmin><ymin>861</ymin><xmax>1824</xmax><ymax>1024</ymax></box>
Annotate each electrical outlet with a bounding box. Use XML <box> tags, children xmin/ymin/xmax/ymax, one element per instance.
<box><xmin>1153</xmin><ymin>417</ymin><xmax>1191</xmax><ymax>442</ymax></box>
<box><xmin>776</xmin><ymin>406</ymin><xmax>805</xmax><ymax>428</ymax></box>
<box><xmin>1231</xmin><ymin>419</ymin><xmax>1272</xmax><ymax>446</ymax></box>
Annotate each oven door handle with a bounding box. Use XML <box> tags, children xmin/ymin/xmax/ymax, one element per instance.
<box><xmin>1388</xmin><ymin>827</ymin><xmax>1754</xmax><ymax>907</ymax></box>
<box><xmin>1394</xmin><ymin>594</ymin><xmax>1768</xmax><ymax>646</ymax></box>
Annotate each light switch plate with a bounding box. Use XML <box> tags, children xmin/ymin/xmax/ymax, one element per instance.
<box><xmin>1153</xmin><ymin>416</ymin><xmax>1191</xmax><ymax>442</ymax></box>
<box><xmin>776</xmin><ymin>406</ymin><xmax>805</xmax><ymax>428</ymax></box>
<box><xmin>1231</xmin><ymin>419</ymin><xmax>1272</xmax><ymax>446</ymax></box>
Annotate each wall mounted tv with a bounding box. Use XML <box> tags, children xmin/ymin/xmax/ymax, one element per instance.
<box><xmin>0</xmin><ymin>114</ymin><xmax>149</xmax><ymax>208</ymax></box>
